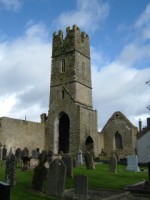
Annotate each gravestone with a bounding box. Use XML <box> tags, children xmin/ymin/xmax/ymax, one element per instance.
<box><xmin>32</xmin><ymin>151</ymin><xmax>48</xmax><ymax>192</ymax></box>
<box><xmin>0</xmin><ymin>143</ymin><xmax>3</xmax><ymax>161</ymax></box>
<box><xmin>47</xmin><ymin>158</ymin><xmax>66</xmax><ymax>198</ymax></box>
<box><xmin>74</xmin><ymin>175</ymin><xmax>88</xmax><ymax>199</ymax></box>
<box><xmin>5</xmin><ymin>150</ymin><xmax>16</xmax><ymax>187</ymax></box>
<box><xmin>47</xmin><ymin>150</ymin><xmax>53</xmax><ymax>163</ymax></box>
<box><xmin>84</xmin><ymin>151</ymin><xmax>95</xmax><ymax>169</ymax></box>
<box><xmin>77</xmin><ymin>148</ymin><xmax>83</xmax><ymax>165</ymax></box>
<box><xmin>2</xmin><ymin>145</ymin><xmax>7</xmax><ymax>160</ymax></box>
<box><xmin>15</xmin><ymin>148</ymin><xmax>22</xmax><ymax>161</ymax></box>
<box><xmin>22</xmin><ymin>147</ymin><xmax>29</xmax><ymax>157</ymax></box>
<box><xmin>126</xmin><ymin>155</ymin><xmax>140</xmax><ymax>172</ymax></box>
<box><xmin>109</xmin><ymin>152</ymin><xmax>117</xmax><ymax>173</ymax></box>
<box><xmin>32</xmin><ymin>149</ymin><xmax>38</xmax><ymax>158</ymax></box>
<box><xmin>62</xmin><ymin>154</ymin><xmax>73</xmax><ymax>178</ymax></box>
<box><xmin>0</xmin><ymin>181</ymin><xmax>10</xmax><ymax>200</ymax></box>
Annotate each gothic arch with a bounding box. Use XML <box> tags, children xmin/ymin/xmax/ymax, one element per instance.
<box><xmin>58</xmin><ymin>112</ymin><xmax>70</xmax><ymax>153</ymax></box>
<box><xmin>115</xmin><ymin>131</ymin><xmax>123</xmax><ymax>149</ymax></box>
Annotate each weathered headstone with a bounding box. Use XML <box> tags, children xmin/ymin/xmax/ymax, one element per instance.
<box><xmin>0</xmin><ymin>143</ymin><xmax>3</xmax><ymax>161</ymax></box>
<box><xmin>62</xmin><ymin>154</ymin><xmax>73</xmax><ymax>178</ymax></box>
<box><xmin>84</xmin><ymin>151</ymin><xmax>95</xmax><ymax>169</ymax></box>
<box><xmin>126</xmin><ymin>155</ymin><xmax>140</xmax><ymax>172</ymax></box>
<box><xmin>32</xmin><ymin>149</ymin><xmax>38</xmax><ymax>158</ymax></box>
<box><xmin>74</xmin><ymin>175</ymin><xmax>88</xmax><ymax>199</ymax></box>
<box><xmin>47</xmin><ymin>150</ymin><xmax>53</xmax><ymax>163</ymax></box>
<box><xmin>15</xmin><ymin>148</ymin><xmax>22</xmax><ymax>161</ymax></box>
<box><xmin>5</xmin><ymin>150</ymin><xmax>16</xmax><ymax>187</ymax></box>
<box><xmin>77</xmin><ymin>148</ymin><xmax>83</xmax><ymax>165</ymax></box>
<box><xmin>22</xmin><ymin>147</ymin><xmax>29</xmax><ymax>157</ymax></box>
<box><xmin>2</xmin><ymin>145</ymin><xmax>7</xmax><ymax>160</ymax></box>
<box><xmin>32</xmin><ymin>151</ymin><xmax>48</xmax><ymax>192</ymax></box>
<box><xmin>109</xmin><ymin>152</ymin><xmax>117</xmax><ymax>173</ymax></box>
<box><xmin>47</xmin><ymin>158</ymin><xmax>66</xmax><ymax>198</ymax></box>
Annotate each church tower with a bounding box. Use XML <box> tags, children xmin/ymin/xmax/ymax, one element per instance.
<box><xmin>46</xmin><ymin>25</ymin><xmax>98</xmax><ymax>155</ymax></box>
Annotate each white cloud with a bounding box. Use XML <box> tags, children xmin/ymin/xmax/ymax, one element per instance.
<box><xmin>0</xmin><ymin>22</ymin><xmax>51</xmax><ymax>121</ymax></box>
<box><xmin>0</xmin><ymin>0</ymin><xmax>22</xmax><ymax>11</ymax></box>
<box><xmin>54</xmin><ymin>0</ymin><xmax>109</xmax><ymax>32</ymax></box>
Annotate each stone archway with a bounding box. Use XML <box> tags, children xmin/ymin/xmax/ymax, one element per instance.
<box><xmin>85</xmin><ymin>136</ymin><xmax>94</xmax><ymax>153</ymax></box>
<box><xmin>58</xmin><ymin>112</ymin><xmax>70</xmax><ymax>154</ymax></box>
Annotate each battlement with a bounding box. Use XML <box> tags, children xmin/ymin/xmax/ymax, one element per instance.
<box><xmin>52</xmin><ymin>25</ymin><xmax>90</xmax><ymax>58</ymax></box>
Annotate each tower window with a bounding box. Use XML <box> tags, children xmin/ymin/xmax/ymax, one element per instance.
<box><xmin>60</xmin><ymin>59</ymin><xmax>65</xmax><ymax>73</ymax></box>
<box><xmin>82</xmin><ymin>62</ymin><xmax>86</xmax><ymax>76</ymax></box>
<box><xmin>62</xmin><ymin>90</ymin><xmax>65</xmax><ymax>99</ymax></box>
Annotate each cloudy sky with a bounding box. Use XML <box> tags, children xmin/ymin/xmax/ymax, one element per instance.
<box><xmin>0</xmin><ymin>0</ymin><xmax>150</xmax><ymax>130</ymax></box>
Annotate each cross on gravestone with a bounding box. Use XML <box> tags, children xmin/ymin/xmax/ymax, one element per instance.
<box><xmin>74</xmin><ymin>175</ymin><xmax>88</xmax><ymax>199</ymax></box>
<box><xmin>62</xmin><ymin>154</ymin><xmax>73</xmax><ymax>178</ymax></box>
<box><xmin>47</xmin><ymin>158</ymin><xmax>66</xmax><ymax>198</ymax></box>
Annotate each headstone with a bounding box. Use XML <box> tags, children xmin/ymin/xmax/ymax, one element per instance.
<box><xmin>15</xmin><ymin>148</ymin><xmax>22</xmax><ymax>161</ymax></box>
<box><xmin>74</xmin><ymin>175</ymin><xmax>88</xmax><ymax>199</ymax></box>
<box><xmin>84</xmin><ymin>151</ymin><xmax>95</xmax><ymax>169</ymax></box>
<box><xmin>5</xmin><ymin>150</ymin><xmax>16</xmax><ymax>187</ymax></box>
<box><xmin>32</xmin><ymin>149</ymin><xmax>38</xmax><ymax>158</ymax></box>
<box><xmin>126</xmin><ymin>155</ymin><xmax>140</xmax><ymax>172</ymax></box>
<box><xmin>62</xmin><ymin>154</ymin><xmax>73</xmax><ymax>178</ymax></box>
<box><xmin>0</xmin><ymin>181</ymin><xmax>10</xmax><ymax>200</ymax></box>
<box><xmin>22</xmin><ymin>147</ymin><xmax>29</xmax><ymax>157</ymax></box>
<box><xmin>0</xmin><ymin>143</ymin><xmax>3</xmax><ymax>161</ymax></box>
<box><xmin>47</xmin><ymin>150</ymin><xmax>53</xmax><ymax>163</ymax></box>
<box><xmin>32</xmin><ymin>152</ymin><xmax>48</xmax><ymax>192</ymax></box>
<box><xmin>109</xmin><ymin>152</ymin><xmax>117</xmax><ymax>173</ymax></box>
<box><xmin>2</xmin><ymin>145</ymin><xmax>7</xmax><ymax>160</ymax></box>
<box><xmin>47</xmin><ymin>158</ymin><xmax>66</xmax><ymax>198</ymax></box>
<box><xmin>77</xmin><ymin>148</ymin><xmax>83</xmax><ymax>165</ymax></box>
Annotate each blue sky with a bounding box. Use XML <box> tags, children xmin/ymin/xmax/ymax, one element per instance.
<box><xmin>0</xmin><ymin>0</ymin><xmax>150</xmax><ymax>130</ymax></box>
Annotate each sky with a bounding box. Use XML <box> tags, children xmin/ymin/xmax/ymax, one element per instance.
<box><xmin>0</xmin><ymin>0</ymin><xmax>150</xmax><ymax>130</ymax></box>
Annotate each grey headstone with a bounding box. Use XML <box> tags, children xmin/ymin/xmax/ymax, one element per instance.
<box><xmin>62</xmin><ymin>154</ymin><xmax>73</xmax><ymax>177</ymax></box>
<box><xmin>77</xmin><ymin>149</ymin><xmax>83</xmax><ymax>165</ymax></box>
<box><xmin>32</xmin><ymin>152</ymin><xmax>48</xmax><ymax>192</ymax></box>
<box><xmin>109</xmin><ymin>152</ymin><xmax>117</xmax><ymax>173</ymax></box>
<box><xmin>84</xmin><ymin>151</ymin><xmax>95</xmax><ymax>169</ymax></box>
<box><xmin>15</xmin><ymin>148</ymin><xmax>22</xmax><ymax>161</ymax></box>
<box><xmin>5</xmin><ymin>150</ymin><xmax>16</xmax><ymax>187</ymax></box>
<box><xmin>74</xmin><ymin>175</ymin><xmax>88</xmax><ymax>197</ymax></box>
<box><xmin>47</xmin><ymin>158</ymin><xmax>66</xmax><ymax>198</ymax></box>
<box><xmin>32</xmin><ymin>149</ymin><xmax>38</xmax><ymax>158</ymax></box>
<box><xmin>22</xmin><ymin>147</ymin><xmax>29</xmax><ymax>157</ymax></box>
<box><xmin>2</xmin><ymin>145</ymin><xmax>7</xmax><ymax>160</ymax></box>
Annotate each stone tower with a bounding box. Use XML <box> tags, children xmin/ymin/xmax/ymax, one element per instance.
<box><xmin>46</xmin><ymin>25</ymin><xmax>98</xmax><ymax>155</ymax></box>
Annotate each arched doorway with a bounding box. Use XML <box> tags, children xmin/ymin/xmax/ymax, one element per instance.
<box><xmin>115</xmin><ymin>131</ymin><xmax>123</xmax><ymax>149</ymax></box>
<box><xmin>85</xmin><ymin>136</ymin><xmax>94</xmax><ymax>152</ymax></box>
<box><xmin>59</xmin><ymin>112</ymin><xmax>70</xmax><ymax>153</ymax></box>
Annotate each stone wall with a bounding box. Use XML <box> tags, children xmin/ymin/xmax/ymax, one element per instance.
<box><xmin>0</xmin><ymin>117</ymin><xmax>45</xmax><ymax>154</ymax></box>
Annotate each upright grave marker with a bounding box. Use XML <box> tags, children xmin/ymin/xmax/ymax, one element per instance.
<box><xmin>47</xmin><ymin>158</ymin><xmax>66</xmax><ymax>198</ymax></box>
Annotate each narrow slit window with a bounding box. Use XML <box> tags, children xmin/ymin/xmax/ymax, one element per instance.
<box><xmin>61</xmin><ymin>59</ymin><xmax>65</xmax><ymax>73</ymax></box>
<box><xmin>62</xmin><ymin>90</ymin><xmax>65</xmax><ymax>99</ymax></box>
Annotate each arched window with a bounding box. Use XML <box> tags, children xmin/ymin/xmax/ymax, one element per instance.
<box><xmin>115</xmin><ymin>132</ymin><xmax>123</xmax><ymax>149</ymax></box>
<box><xmin>85</xmin><ymin>136</ymin><xmax>94</xmax><ymax>151</ymax></box>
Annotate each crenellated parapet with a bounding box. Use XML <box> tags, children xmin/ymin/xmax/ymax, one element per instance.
<box><xmin>52</xmin><ymin>25</ymin><xmax>90</xmax><ymax>58</ymax></box>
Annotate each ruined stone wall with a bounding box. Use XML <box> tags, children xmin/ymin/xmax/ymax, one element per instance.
<box><xmin>0</xmin><ymin>117</ymin><xmax>45</xmax><ymax>154</ymax></box>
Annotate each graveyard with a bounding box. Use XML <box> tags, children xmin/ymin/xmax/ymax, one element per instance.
<box><xmin>0</xmin><ymin>157</ymin><xmax>149</xmax><ymax>200</ymax></box>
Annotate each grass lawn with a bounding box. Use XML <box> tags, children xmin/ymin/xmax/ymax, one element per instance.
<box><xmin>0</xmin><ymin>162</ymin><xmax>148</xmax><ymax>200</ymax></box>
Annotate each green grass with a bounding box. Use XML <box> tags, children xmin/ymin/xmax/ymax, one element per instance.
<box><xmin>0</xmin><ymin>162</ymin><xmax>148</xmax><ymax>200</ymax></box>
